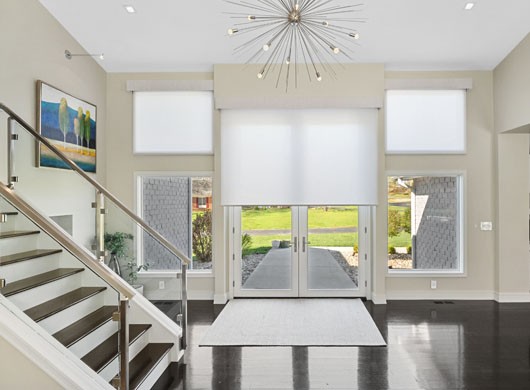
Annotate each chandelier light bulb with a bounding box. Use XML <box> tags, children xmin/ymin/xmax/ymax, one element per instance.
<box><xmin>224</xmin><ymin>0</ymin><xmax>363</xmax><ymax>89</ymax></box>
<box><xmin>99</xmin><ymin>54</ymin><xmax>105</xmax><ymax>60</ymax></box>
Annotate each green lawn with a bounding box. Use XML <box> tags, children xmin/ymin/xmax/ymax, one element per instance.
<box><xmin>240</xmin><ymin>205</ymin><xmax>411</xmax><ymax>255</ymax></box>
<box><xmin>242</xmin><ymin>206</ymin><xmax>358</xmax><ymax>230</ymax></box>
<box><xmin>242</xmin><ymin>232</ymin><xmax>358</xmax><ymax>256</ymax></box>
<box><xmin>388</xmin><ymin>231</ymin><xmax>411</xmax><ymax>247</ymax></box>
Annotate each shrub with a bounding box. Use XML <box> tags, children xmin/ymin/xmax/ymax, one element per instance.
<box><xmin>388</xmin><ymin>246</ymin><xmax>396</xmax><ymax>254</ymax></box>
<box><xmin>242</xmin><ymin>233</ymin><xmax>252</xmax><ymax>254</ymax></box>
<box><xmin>407</xmin><ymin>245</ymin><xmax>412</xmax><ymax>254</ymax></box>
<box><xmin>192</xmin><ymin>210</ymin><xmax>212</xmax><ymax>262</ymax></box>
<box><xmin>353</xmin><ymin>244</ymin><xmax>358</xmax><ymax>254</ymax></box>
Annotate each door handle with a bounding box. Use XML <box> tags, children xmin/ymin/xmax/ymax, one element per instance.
<box><xmin>292</xmin><ymin>236</ymin><xmax>298</xmax><ymax>252</ymax></box>
<box><xmin>302</xmin><ymin>237</ymin><xmax>311</xmax><ymax>252</ymax></box>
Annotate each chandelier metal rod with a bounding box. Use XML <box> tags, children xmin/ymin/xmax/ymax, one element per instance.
<box><xmin>225</xmin><ymin>0</ymin><xmax>364</xmax><ymax>89</ymax></box>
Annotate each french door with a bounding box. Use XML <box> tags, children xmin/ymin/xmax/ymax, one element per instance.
<box><xmin>232</xmin><ymin>206</ymin><xmax>369</xmax><ymax>298</ymax></box>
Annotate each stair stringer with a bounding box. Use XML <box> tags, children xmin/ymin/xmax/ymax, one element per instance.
<box><xmin>128</xmin><ymin>292</ymin><xmax>184</xmax><ymax>362</ymax></box>
<box><xmin>0</xmin><ymin>294</ymin><xmax>113</xmax><ymax>390</ymax></box>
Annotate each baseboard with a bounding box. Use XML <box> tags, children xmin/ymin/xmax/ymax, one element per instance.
<box><xmin>494</xmin><ymin>292</ymin><xmax>530</xmax><ymax>303</ymax></box>
<box><xmin>370</xmin><ymin>292</ymin><xmax>387</xmax><ymax>305</ymax></box>
<box><xmin>188</xmin><ymin>290</ymin><xmax>214</xmax><ymax>300</ymax></box>
<box><xmin>385</xmin><ymin>290</ymin><xmax>495</xmax><ymax>300</ymax></box>
<box><xmin>213</xmin><ymin>293</ymin><xmax>228</xmax><ymax>304</ymax></box>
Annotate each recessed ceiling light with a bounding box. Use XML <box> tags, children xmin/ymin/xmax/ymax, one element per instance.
<box><xmin>464</xmin><ymin>2</ymin><xmax>475</xmax><ymax>10</ymax></box>
<box><xmin>124</xmin><ymin>5</ymin><xmax>136</xmax><ymax>13</ymax></box>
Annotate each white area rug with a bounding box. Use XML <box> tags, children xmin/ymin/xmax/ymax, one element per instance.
<box><xmin>200</xmin><ymin>299</ymin><xmax>386</xmax><ymax>346</ymax></box>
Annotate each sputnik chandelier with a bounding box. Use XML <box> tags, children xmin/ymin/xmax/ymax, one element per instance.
<box><xmin>226</xmin><ymin>0</ymin><xmax>364</xmax><ymax>89</ymax></box>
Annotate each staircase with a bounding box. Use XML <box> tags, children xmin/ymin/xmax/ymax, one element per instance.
<box><xmin>0</xmin><ymin>201</ymin><xmax>180</xmax><ymax>389</ymax></box>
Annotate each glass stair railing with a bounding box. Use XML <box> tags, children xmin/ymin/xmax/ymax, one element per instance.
<box><xmin>0</xmin><ymin>103</ymin><xmax>189</xmax><ymax>390</ymax></box>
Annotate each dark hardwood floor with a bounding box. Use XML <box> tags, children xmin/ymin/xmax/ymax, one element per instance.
<box><xmin>162</xmin><ymin>300</ymin><xmax>530</xmax><ymax>390</ymax></box>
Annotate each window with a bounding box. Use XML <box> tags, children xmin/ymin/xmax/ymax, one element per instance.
<box><xmin>387</xmin><ymin>175</ymin><xmax>463</xmax><ymax>273</ymax></box>
<box><xmin>386</xmin><ymin>90</ymin><xmax>466</xmax><ymax>154</ymax></box>
<box><xmin>133</xmin><ymin>91</ymin><xmax>213</xmax><ymax>154</ymax></box>
<box><xmin>137</xmin><ymin>174</ymin><xmax>213</xmax><ymax>271</ymax></box>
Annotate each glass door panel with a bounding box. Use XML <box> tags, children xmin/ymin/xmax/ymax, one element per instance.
<box><xmin>233</xmin><ymin>206</ymin><xmax>367</xmax><ymax>298</ymax></box>
<box><xmin>235</xmin><ymin>206</ymin><xmax>298</xmax><ymax>297</ymax></box>
<box><xmin>299</xmin><ymin>206</ymin><xmax>361</xmax><ymax>297</ymax></box>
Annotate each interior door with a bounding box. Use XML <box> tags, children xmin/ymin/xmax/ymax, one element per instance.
<box><xmin>232</xmin><ymin>206</ymin><xmax>367</xmax><ymax>298</ymax></box>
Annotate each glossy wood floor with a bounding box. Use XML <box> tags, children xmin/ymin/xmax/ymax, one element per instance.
<box><xmin>163</xmin><ymin>300</ymin><xmax>530</xmax><ymax>390</ymax></box>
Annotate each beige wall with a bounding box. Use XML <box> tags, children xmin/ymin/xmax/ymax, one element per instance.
<box><xmin>0</xmin><ymin>0</ymin><xmax>107</xmax><ymax>247</ymax></box>
<box><xmin>494</xmin><ymin>33</ymin><xmax>530</xmax><ymax>301</ymax></box>
<box><xmin>494</xmin><ymin>33</ymin><xmax>530</xmax><ymax>133</ymax></box>
<box><xmin>0</xmin><ymin>337</ymin><xmax>62</xmax><ymax>389</ymax></box>
<box><xmin>106</xmin><ymin>72</ymin><xmax>220</xmax><ymax>299</ymax></box>
<box><xmin>383</xmin><ymin>71</ymin><xmax>497</xmax><ymax>300</ymax></box>
<box><xmin>106</xmin><ymin>66</ymin><xmax>527</xmax><ymax>302</ymax></box>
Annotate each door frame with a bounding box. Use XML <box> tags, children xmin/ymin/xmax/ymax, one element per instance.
<box><xmin>230</xmin><ymin>206</ymin><xmax>372</xmax><ymax>298</ymax></box>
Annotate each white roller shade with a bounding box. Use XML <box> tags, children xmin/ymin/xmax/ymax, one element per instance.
<box><xmin>221</xmin><ymin>109</ymin><xmax>378</xmax><ymax>206</ymax></box>
<box><xmin>386</xmin><ymin>90</ymin><xmax>466</xmax><ymax>154</ymax></box>
<box><xmin>133</xmin><ymin>91</ymin><xmax>213</xmax><ymax>154</ymax></box>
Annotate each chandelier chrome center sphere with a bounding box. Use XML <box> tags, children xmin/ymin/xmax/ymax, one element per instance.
<box><xmin>226</xmin><ymin>0</ymin><xmax>364</xmax><ymax>90</ymax></box>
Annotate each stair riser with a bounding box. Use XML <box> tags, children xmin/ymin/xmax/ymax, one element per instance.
<box><xmin>0</xmin><ymin>235</ymin><xmax>40</xmax><ymax>256</ymax></box>
<box><xmin>136</xmin><ymin>349</ymin><xmax>172</xmax><ymax>390</ymax></box>
<box><xmin>98</xmin><ymin>331</ymin><xmax>150</xmax><ymax>383</ymax></box>
<box><xmin>0</xmin><ymin>256</ymin><xmax>60</xmax><ymax>283</ymax></box>
<box><xmin>38</xmin><ymin>293</ymin><xmax>106</xmax><ymax>334</ymax></box>
<box><xmin>10</xmin><ymin>273</ymin><xmax>83</xmax><ymax>311</ymax></box>
<box><xmin>69</xmin><ymin>320</ymin><xmax>118</xmax><ymax>358</ymax></box>
<box><xmin>0</xmin><ymin>216</ymin><xmax>16</xmax><ymax>231</ymax></box>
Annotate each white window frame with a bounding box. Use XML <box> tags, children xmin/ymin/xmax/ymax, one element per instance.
<box><xmin>386</xmin><ymin>171</ymin><xmax>466</xmax><ymax>277</ymax></box>
<box><xmin>135</xmin><ymin>171</ymin><xmax>214</xmax><ymax>274</ymax></box>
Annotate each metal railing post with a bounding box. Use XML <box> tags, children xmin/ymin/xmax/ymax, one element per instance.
<box><xmin>7</xmin><ymin>117</ymin><xmax>18</xmax><ymax>188</ymax></box>
<box><xmin>112</xmin><ymin>297</ymin><xmax>129</xmax><ymax>390</ymax></box>
<box><xmin>181</xmin><ymin>263</ymin><xmax>188</xmax><ymax>350</ymax></box>
<box><xmin>93</xmin><ymin>191</ymin><xmax>107</xmax><ymax>263</ymax></box>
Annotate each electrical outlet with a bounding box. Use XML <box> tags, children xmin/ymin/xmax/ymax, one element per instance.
<box><xmin>430</xmin><ymin>280</ymin><xmax>437</xmax><ymax>289</ymax></box>
<box><xmin>480</xmin><ymin>221</ymin><xmax>493</xmax><ymax>231</ymax></box>
<box><xmin>159</xmin><ymin>281</ymin><xmax>165</xmax><ymax>290</ymax></box>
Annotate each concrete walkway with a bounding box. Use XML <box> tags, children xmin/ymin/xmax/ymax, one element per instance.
<box><xmin>243</xmin><ymin>247</ymin><xmax>357</xmax><ymax>291</ymax></box>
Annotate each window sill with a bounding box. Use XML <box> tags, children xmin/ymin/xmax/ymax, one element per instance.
<box><xmin>187</xmin><ymin>270</ymin><xmax>214</xmax><ymax>278</ymax></box>
<box><xmin>387</xmin><ymin>270</ymin><xmax>466</xmax><ymax>278</ymax></box>
<box><xmin>138</xmin><ymin>270</ymin><xmax>214</xmax><ymax>278</ymax></box>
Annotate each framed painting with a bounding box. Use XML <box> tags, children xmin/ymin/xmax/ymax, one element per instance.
<box><xmin>36</xmin><ymin>80</ymin><xmax>97</xmax><ymax>173</ymax></box>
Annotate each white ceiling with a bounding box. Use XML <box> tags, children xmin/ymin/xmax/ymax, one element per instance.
<box><xmin>39</xmin><ymin>0</ymin><xmax>530</xmax><ymax>73</ymax></box>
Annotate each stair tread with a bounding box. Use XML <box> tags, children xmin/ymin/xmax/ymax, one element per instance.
<box><xmin>0</xmin><ymin>249</ymin><xmax>62</xmax><ymax>267</ymax></box>
<box><xmin>24</xmin><ymin>286</ymin><xmax>107</xmax><ymax>322</ymax></box>
<box><xmin>1</xmin><ymin>268</ymin><xmax>84</xmax><ymax>297</ymax></box>
<box><xmin>129</xmin><ymin>343</ymin><xmax>174</xmax><ymax>390</ymax></box>
<box><xmin>82</xmin><ymin>324</ymin><xmax>152</xmax><ymax>373</ymax></box>
<box><xmin>0</xmin><ymin>230</ymin><xmax>40</xmax><ymax>239</ymax></box>
<box><xmin>53</xmin><ymin>306</ymin><xmax>117</xmax><ymax>348</ymax></box>
<box><xmin>150</xmin><ymin>362</ymin><xmax>183</xmax><ymax>390</ymax></box>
